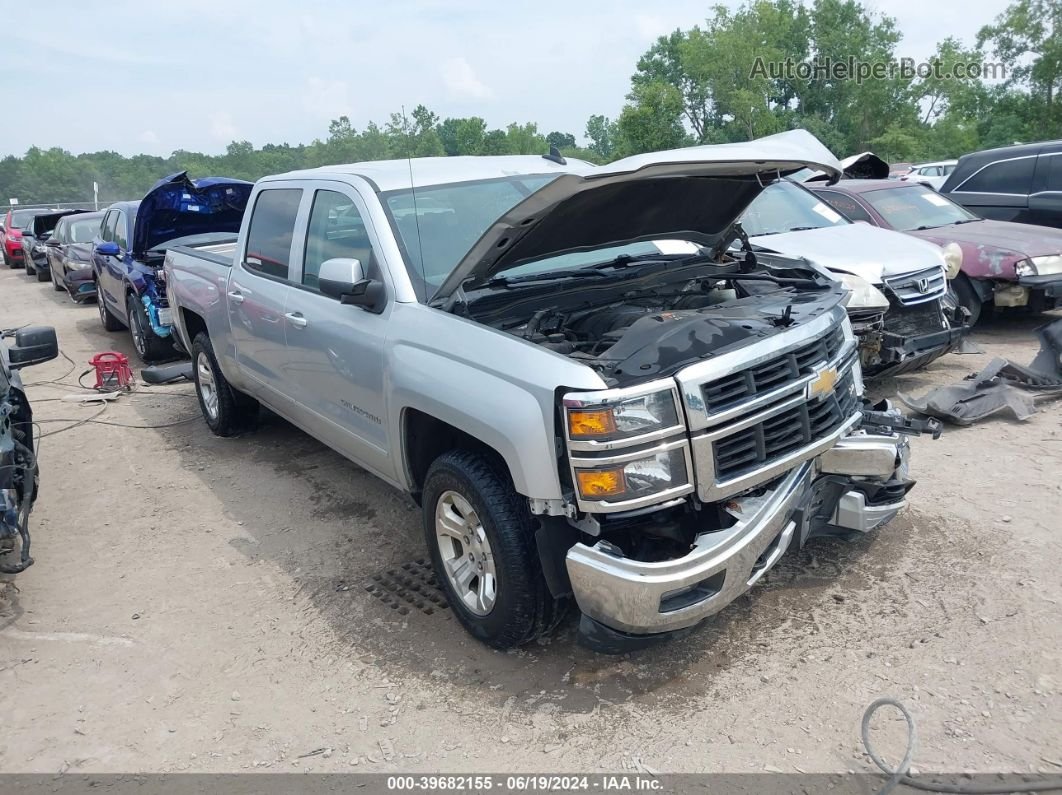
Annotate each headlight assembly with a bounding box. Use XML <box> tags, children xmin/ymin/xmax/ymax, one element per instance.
<box><xmin>573</xmin><ymin>446</ymin><xmax>690</xmax><ymax>503</ymax></box>
<box><xmin>565</xmin><ymin>385</ymin><xmax>682</xmax><ymax>443</ymax></box>
<box><xmin>838</xmin><ymin>273</ymin><xmax>890</xmax><ymax>312</ymax></box>
<box><xmin>942</xmin><ymin>242</ymin><xmax>963</xmax><ymax>279</ymax></box>
<box><xmin>563</xmin><ymin>383</ymin><xmax>692</xmax><ymax>510</ymax></box>
<box><xmin>1018</xmin><ymin>255</ymin><xmax>1062</xmax><ymax>277</ymax></box>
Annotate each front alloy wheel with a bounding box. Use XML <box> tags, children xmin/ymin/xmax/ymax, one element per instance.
<box><xmin>421</xmin><ymin>450</ymin><xmax>568</xmax><ymax>649</ymax></box>
<box><xmin>435</xmin><ymin>490</ymin><xmax>497</xmax><ymax>616</ymax></box>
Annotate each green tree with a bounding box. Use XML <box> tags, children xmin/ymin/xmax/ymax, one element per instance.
<box><xmin>584</xmin><ymin>115</ymin><xmax>618</xmax><ymax>159</ymax></box>
<box><xmin>614</xmin><ymin>82</ymin><xmax>688</xmax><ymax>156</ymax></box>
<box><xmin>979</xmin><ymin>0</ymin><xmax>1062</xmax><ymax>137</ymax></box>
<box><xmin>546</xmin><ymin>131</ymin><xmax>576</xmax><ymax>150</ymax></box>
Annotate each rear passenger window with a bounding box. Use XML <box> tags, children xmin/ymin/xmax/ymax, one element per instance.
<box><xmin>817</xmin><ymin>191</ymin><xmax>874</xmax><ymax>224</ymax></box>
<box><xmin>1041</xmin><ymin>154</ymin><xmax>1062</xmax><ymax>192</ymax></box>
<box><xmin>244</xmin><ymin>189</ymin><xmax>302</xmax><ymax>279</ymax></box>
<box><xmin>958</xmin><ymin>157</ymin><xmax>1036</xmax><ymax>194</ymax></box>
<box><xmin>302</xmin><ymin>190</ymin><xmax>375</xmax><ymax>291</ymax></box>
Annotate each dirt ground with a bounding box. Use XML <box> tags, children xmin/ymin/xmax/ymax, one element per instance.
<box><xmin>0</xmin><ymin>266</ymin><xmax>1058</xmax><ymax>776</ymax></box>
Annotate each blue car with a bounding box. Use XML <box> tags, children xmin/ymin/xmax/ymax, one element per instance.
<box><xmin>93</xmin><ymin>172</ymin><xmax>253</xmax><ymax>362</ymax></box>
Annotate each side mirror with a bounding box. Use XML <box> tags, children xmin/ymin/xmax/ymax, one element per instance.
<box><xmin>8</xmin><ymin>326</ymin><xmax>59</xmax><ymax>370</ymax></box>
<box><xmin>96</xmin><ymin>241</ymin><xmax>120</xmax><ymax>256</ymax></box>
<box><xmin>45</xmin><ymin>237</ymin><xmax>60</xmax><ymax>247</ymax></box>
<box><xmin>318</xmin><ymin>257</ymin><xmax>385</xmax><ymax>314</ymax></box>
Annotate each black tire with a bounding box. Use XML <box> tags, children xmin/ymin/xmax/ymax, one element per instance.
<box><xmin>35</xmin><ymin>266</ymin><xmax>49</xmax><ymax>283</ymax></box>
<box><xmin>97</xmin><ymin>289</ymin><xmax>124</xmax><ymax>331</ymax></box>
<box><xmin>127</xmin><ymin>292</ymin><xmax>174</xmax><ymax>363</ymax></box>
<box><xmin>192</xmin><ymin>332</ymin><xmax>258</xmax><ymax>437</ymax></box>
<box><xmin>948</xmin><ymin>273</ymin><xmax>983</xmax><ymax>326</ymax></box>
<box><xmin>422</xmin><ymin>450</ymin><xmax>568</xmax><ymax>649</ymax></box>
<box><xmin>5</xmin><ymin>252</ymin><xmax>18</xmax><ymax>269</ymax></box>
<box><xmin>23</xmin><ymin>258</ymin><xmax>35</xmax><ymax>276</ymax></box>
<box><xmin>50</xmin><ymin>265</ymin><xmax>64</xmax><ymax>292</ymax></box>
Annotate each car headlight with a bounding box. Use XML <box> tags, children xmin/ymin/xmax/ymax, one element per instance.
<box><xmin>573</xmin><ymin>446</ymin><xmax>689</xmax><ymax>502</ymax></box>
<box><xmin>1018</xmin><ymin>255</ymin><xmax>1062</xmax><ymax>277</ymax></box>
<box><xmin>838</xmin><ymin>273</ymin><xmax>890</xmax><ymax>311</ymax></box>
<box><xmin>942</xmin><ymin>242</ymin><xmax>963</xmax><ymax>279</ymax></box>
<box><xmin>565</xmin><ymin>386</ymin><xmax>681</xmax><ymax>442</ymax></box>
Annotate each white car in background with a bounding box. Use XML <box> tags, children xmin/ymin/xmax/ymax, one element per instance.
<box><xmin>738</xmin><ymin>179</ymin><xmax>967</xmax><ymax>376</ymax></box>
<box><xmin>901</xmin><ymin>160</ymin><xmax>958</xmax><ymax>191</ymax></box>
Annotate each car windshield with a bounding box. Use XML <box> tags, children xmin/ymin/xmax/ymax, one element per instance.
<box><xmin>739</xmin><ymin>180</ymin><xmax>849</xmax><ymax>237</ymax></box>
<box><xmin>861</xmin><ymin>185</ymin><xmax>978</xmax><ymax>231</ymax></box>
<box><xmin>383</xmin><ymin>174</ymin><xmax>559</xmax><ymax>300</ymax></box>
<box><xmin>10</xmin><ymin>210</ymin><xmax>36</xmax><ymax>229</ymax></box>
<box><xmin>495</xmin><ymin>239</ymin><xmax>703</xmax><ymax>281</ymax></box>
<box><xmin>68</xmin><ymin>218</ymin><xmax>100</xmax><ymax>243</ymax></box>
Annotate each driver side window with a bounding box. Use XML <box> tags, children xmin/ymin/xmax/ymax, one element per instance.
<box><xmin>100</xmin><ymin>211</ymin><xmax>117</xmax><ymax>242</ymax></box>
<box><xmin>302</xmin><ymin>190</ymin><xmax>376</xmax><ymax>292</ymax></box>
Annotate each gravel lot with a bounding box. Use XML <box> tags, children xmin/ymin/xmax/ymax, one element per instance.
<box><xmin>0</xmin><ymin>266</ymin><xmax>1059</xmax><ymax>776</ymax></box>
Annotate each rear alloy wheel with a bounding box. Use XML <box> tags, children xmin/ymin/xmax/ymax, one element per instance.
<box><xmin>192</xmin><ymin>332</ymin><xmax>258</xmax><ymax>436</ymax></box>
<box><xmin>127</xmin><ymin>293</ymin><xmax>174</xmax><ymax>363</ymax></box>
<box><xmin>97</xmin><ymin>290</ymin><xmax>124</xmax><ymax>331</ymax></box>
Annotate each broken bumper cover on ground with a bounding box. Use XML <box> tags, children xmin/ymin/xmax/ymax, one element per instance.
<box><xmin>565</xmin><ymin>433</ymin><xmax>909</xmax><ymax>639</ymax></box>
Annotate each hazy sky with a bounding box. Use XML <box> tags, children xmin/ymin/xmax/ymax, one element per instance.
<box><xmin>0</xmin><ymin>0</ymin><xmax>1006</xmax><ymax>158</ymax></box>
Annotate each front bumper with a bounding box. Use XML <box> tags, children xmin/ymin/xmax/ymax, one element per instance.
<box><xmin>566</xmin><ymin>432</ymin><xmax>908</xmax><ymax>637</ymax></box>
<box><xmin>1019</xmin><ymin>274</ymin><xmax>1062</xmax><ymax>301</ymax></box>
<box><xmin>856</xmin><ymin>301</ymin><xmax>967</xmax><ymax>377</ymax></box>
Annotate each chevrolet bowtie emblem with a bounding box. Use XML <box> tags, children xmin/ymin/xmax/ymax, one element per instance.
<box><xmin>807</xmin><ymin>366</ymin><xmax>839</xmax><ymax>399</ymax></box>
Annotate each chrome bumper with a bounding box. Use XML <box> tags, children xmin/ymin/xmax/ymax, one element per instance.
<box><xmin>565</xmin><ymin>433</ymin><xmax>908</xmax><ymax>636</ymax></box>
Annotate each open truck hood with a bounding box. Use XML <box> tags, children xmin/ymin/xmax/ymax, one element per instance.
<box><xmin>133</xmin><ymin>172</ymin><xmax>253</xmax><ymax>258</ymax></box>
<box><xmin>808</xmin><ymin>152</ymin><xmax>889</xmax><ymax>181</ymax></box>
<box><xmin>431</xmin><ymin>129</ymin><xmax>843</xmax><ymax>302</ymax></box>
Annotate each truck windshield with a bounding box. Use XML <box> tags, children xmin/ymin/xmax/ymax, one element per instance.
<box><xmin>383</xmin><ymin>175</ymin><xmax>558</xmax><ymax>300</ymax></box>
<box><xmin>739</xmin><ymin>180</ymin><xmax>850</xmax><ymax>237</ymax></box>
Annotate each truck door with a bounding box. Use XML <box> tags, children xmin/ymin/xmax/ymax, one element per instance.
<box><xmin>228</xmin><ymin>187</ymin><xmax>304</xmax><ymax>403</ymax></box>
<box><xmin>279</xmin><ymin>185</ymin><xmax>393</xmax><ymax>480</ymax></box>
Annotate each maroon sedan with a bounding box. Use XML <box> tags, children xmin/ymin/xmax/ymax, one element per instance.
<box><xmin>812</xmin><ymin>180</ymin><xmax>1062</xmax><ymax>324</ymax></box>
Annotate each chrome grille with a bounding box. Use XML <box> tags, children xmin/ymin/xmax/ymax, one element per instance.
<box><xmin>712</xmin><ymin>367</ymin><xmax>859</xmax><ymax>481</ymax></box>
<box><xmin>700</xmin><ymin>324</ymin><xmax>846</xmax><ymax>413</ymax></box>
<box><xmin>883</xmin><ymin>266</ymin><xmax>947</xmax><ymax>306</ymax></box>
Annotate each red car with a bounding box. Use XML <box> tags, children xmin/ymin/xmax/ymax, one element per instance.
<box><xmin>812</xmin><ymin>180</ymin><xmax>1062</xmax><ymax>323</ymax></box>
<box><xmin>1</xmin><ymin>208</ymin><xmax>38</xmax><ymax>269</ymax></box>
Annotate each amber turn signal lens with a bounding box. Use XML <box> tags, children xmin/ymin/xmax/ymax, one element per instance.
<box><xmin>568</xmin><ymin>409</ymin><xmax>617</xmax><ymax>438</ymax></box>
<box><xmin>575</xmin><ymin>468</ymin><xmax>626</xmax><ymax>499</ymax></box>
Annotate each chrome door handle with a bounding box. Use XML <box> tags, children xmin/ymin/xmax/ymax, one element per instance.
<box><xmin>285</xmin><ymin>312</ymin><xmax>308</xmax><ymax>328</ymax></box>
<box><xmin>227</xmin><ymin>291</ymin><xmax>245</xmax><ymax>304</ymax></box>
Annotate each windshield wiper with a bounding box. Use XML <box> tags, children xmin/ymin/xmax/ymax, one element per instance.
<box><xmin>487</xmin><ymin>269</ymin><xmax>614</xmax><ymax>287</ymax></box>
<box><xmin>488</xmin><ymin>251</ymin><xmax>707</xmax><ymax>287</ymax></box>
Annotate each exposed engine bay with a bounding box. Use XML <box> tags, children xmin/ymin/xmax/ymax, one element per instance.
<box><xmin>461</xmin><ymin>250</ymin><xmax>847</xmax><ymax>387</ymax></box>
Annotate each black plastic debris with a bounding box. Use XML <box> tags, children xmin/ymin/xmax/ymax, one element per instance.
<box><xmin>899</xmin><ymin>318</ymin><xmax>1062</xmax><ymax>425</ymax></box>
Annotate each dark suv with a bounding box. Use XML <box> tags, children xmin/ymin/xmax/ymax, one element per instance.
<box><xmin>940</xmin><ymin>140</ymin><xmax>1062</xmax><ymax>229</ymax></box>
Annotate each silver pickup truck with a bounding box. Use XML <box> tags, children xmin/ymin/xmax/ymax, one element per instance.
<box><xmin>165</xmin><ymin>130</ymin><xmax>929</xmax><ymax>653</ymax></box>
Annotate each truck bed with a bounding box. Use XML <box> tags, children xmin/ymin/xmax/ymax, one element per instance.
<box><xmin>170</xmin><ymin>239</ymin><xmax>238</xmax><ymax>268</ymax></box>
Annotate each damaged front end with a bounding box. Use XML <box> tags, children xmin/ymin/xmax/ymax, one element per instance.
<box><xmin>849</xmin><ymin>267</ymin><xmax>970</xmax><ymax>377</ymax></box>
<box><xmin>0</xmin><ymin>372</ymin><xmax>37</xmax><ymax>575</ymax></box>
